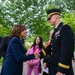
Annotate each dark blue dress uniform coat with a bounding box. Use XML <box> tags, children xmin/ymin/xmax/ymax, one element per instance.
<box><xmin>40</xmin><ymin>22</ymin><xmax>74</xmax><ymax>75</ymax></box>
<box><xmin>1</xmin><ymin>37</ymin><xmax>35</xmax><ymax>75</ymax></box>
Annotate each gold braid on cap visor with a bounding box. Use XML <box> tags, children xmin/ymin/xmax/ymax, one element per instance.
<box><xmin>48</xmin><ymin>12</ymin><xmax>60</xmax><ymax>18</ymax></box>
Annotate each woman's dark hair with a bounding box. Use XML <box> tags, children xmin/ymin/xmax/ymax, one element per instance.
<box><xmin>9</xmin><ymin>25</ymin><xmax>26</xmax><ymax>39</ymax></box>
<box><xmin>31</xmin><ymin>36</ymin><xmax>44</xmax><ymax>50</ymax></box>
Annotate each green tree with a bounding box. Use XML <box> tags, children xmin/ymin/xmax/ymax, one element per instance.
<box><xmin>0</xmin><ymin>0</ymin><xmax>75</xmax><ymax>42</ymax></box>
<box><xmin>0</xmin><ymin>0</ymin><xmax>52</xmax><ymax>40</ymax></box>
<box><xmin>62</xmin><ymin>12</ymin><xmax>75</xmax><ymax>40</ymax></box>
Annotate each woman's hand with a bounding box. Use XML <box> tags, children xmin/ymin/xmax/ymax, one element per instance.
<box><xmin>56</xmin><ymin>72</ymin><xmax>65</xmax><ymax>75</ymax></box>
<box><xmin>27</xmin><ymin>62</ymin><xmax>34</xmax><ymax>67</ymax></box>
<box><xmin>34</xmin><ymin>53</ymin><xmax>40</xmax><ymax>59</ymax></box>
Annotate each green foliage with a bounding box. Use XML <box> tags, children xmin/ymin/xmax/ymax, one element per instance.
<box><xmin>0</xmin><ymin>24</ymin><xmax>11</xmax><ymax>36</ymax></box>
<box><xmin>0</xmin><ymin>0</ymin><xmax>53</xmax><ymax>40</ymax></box>
<box><xmin>25</xmin><ymin>44</ymin><xmax>30</xmax><ymax>51</ymax></box>
<box><xmin>0</xmin><ymin>57</ymin><xmax>3</xmax><ymax>66</ymax></box>
<box><xmin>0</xmin><ymin>0</ymin><xmax>75</xmax><ymax>42</ymax></box>
<box><xmin>62</xmin><ymin>12</ymin><xmax>75</xmax><ymax>36</ymax></box>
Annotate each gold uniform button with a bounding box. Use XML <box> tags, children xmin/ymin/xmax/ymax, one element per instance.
<box><xmin>51</xmin><ymin>52</ymin><xmax>52</xmax><ymax>54</ymax></box>
<box><xmin>51</xmin><ymin>48</ymin><xmax>53</xmax><ymax>50</ymax></box>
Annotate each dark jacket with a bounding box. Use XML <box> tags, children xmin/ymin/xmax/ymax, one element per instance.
<box><xmin>43</xmin><ymin>55</ymin><xmax>50</xmax><ymax>68</ymax></box>
<box><xmin>40</xmin><ymin>22</ymin><xmax>74</xmax><ymax>75</ymax></box>
<box><xmin>0</xmin><ymin>37</ymin><xmax>3</xmax><ymax>43</ymax></box>
<box><xmin>1</xmin><ymin>37</ymin><xmax>35</xmax><ymax>75</ymax></box>
<box><xmin>0</xmin><ymin>36</ymin><xmax>9</xmax><ymax>58</ymax></box>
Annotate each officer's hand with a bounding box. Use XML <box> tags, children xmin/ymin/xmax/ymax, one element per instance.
<box><xmin>56</xmin><ymin>72</ymin><xmax>65</xmax><ymax>75</ymax></box>
<box><xmin>72</xmin><ymin>59</ymin><xmax>75</xmax><ymax>63</ymax></box>
<box><xmin>43</xmin><ymin>63</ymin><xmax>47</xmax><ymax>69</ymax></box>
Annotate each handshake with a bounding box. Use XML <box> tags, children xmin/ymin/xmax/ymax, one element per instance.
<box><xmin>34</xmin><ymin>53</ymin><xmax>40</xmax><ymax>59</ymax></box>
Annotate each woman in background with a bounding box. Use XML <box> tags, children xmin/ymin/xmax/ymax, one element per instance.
<box><xmin>26</xmin><ymin>36</ymin><xmax>44</xmax><ymax>75</ymax></box>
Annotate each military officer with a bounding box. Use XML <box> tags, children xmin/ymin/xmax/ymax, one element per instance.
<box><xmin>39</xmin><ymin>8</ymin><xmax>74</xmax><ymax>75</ymax></box>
